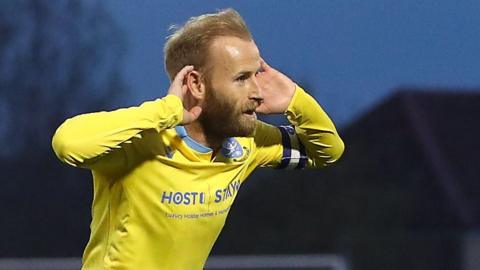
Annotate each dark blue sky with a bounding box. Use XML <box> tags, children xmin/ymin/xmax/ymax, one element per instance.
<box><xmin>105</xmin><ymin>0</ymin><xmax>480</xmax><ymax>126</ymax></box>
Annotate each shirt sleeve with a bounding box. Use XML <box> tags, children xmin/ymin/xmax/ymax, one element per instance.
<box><xmin>51</xmin><ymin>95</ymin><xmax>183</xmax><ymax>173</ymax></box>
<box><xmin>253</xmin><ymin>85</ymin><xmax>345</xmax><ymax>169</ymax></box>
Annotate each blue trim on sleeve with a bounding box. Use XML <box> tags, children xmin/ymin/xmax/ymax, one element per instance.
<box><xmin>175</xmin><ymin>126</ymin><xmax>212</xmax><ymax>153</ymax></box>
<box><xmin>296</xmin><ymin>140</ymin><xmax>308</xmax><ymax>169</ymax></box>
<box><xmin>277</xmin><ymin>126</ymin><xmax>291</xmax><ymax>169</ymax></box>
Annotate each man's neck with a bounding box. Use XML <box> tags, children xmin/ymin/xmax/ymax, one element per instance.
<box><xmin>184</xmin><ymin>122</ymin><xmax>223</xmax><ymax>152</ymax></box>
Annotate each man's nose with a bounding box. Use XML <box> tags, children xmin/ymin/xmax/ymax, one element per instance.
<box><xmin>250</xmin><ymin>76</ymin><xmax>263</xmax><ymax>102</ymax></box>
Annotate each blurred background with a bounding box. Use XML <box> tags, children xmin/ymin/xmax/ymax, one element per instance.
<box><xmin>1</xmin><ymin>0</ymin><xmax>479</xmax><ymax>269</ymax></box>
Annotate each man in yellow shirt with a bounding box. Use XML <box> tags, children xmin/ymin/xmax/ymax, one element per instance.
<box><xmin>52</xmin><ymin>8</ymin><xmax>344</xmax><ymax>270</ymax></box>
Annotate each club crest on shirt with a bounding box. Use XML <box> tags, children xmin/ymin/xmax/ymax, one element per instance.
<box><xmin>221</xmin><ymin>138</ymin><xmax>243</xmax><ymax>159</ymax></box>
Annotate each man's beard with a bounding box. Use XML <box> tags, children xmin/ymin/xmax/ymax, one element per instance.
<box><xmin>199</xmin><ymin>87</ymin><xmax>257</xmax><ymax>141</ymax></box>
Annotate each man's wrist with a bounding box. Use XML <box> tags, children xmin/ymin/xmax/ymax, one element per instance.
<box><xmin>162</xmin><ymin>94</ymin><xmax>184</xmax><ymax>127</ymax></box>
<box><xmin>284</xmin><ymin>84</ymin><xmax>302</xmax><ymax>114</ymax></box>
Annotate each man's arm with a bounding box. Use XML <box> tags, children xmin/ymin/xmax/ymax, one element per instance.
<box><xmin>253</xmin><ymin>60</ymin><xmax>344</xmax><ymax>169</ymax></box>
<box><xmin>51</xmin><ymin>95</ymin><xmax>182</xmax><ymax>168</ymax></box>
<box><xmin>51</xmin><ymin>65</ymin><xmax>199</xmax><ymax>171</ymax></box>
<box><xmin>284</xmin><ymin>85</ymin><xmax>344</xmax><ymax>167</ymax></box>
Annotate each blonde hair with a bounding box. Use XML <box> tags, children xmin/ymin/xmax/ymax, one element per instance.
<box><xmin>164</xmin><ymin>8</ymin><xmax>252</xmax><ymax>81</ymax></box>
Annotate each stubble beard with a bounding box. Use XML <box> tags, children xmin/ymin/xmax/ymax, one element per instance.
<box><xmin>199</xmin><ymin>87</ymin><xmax>256</xmax><ymax>142</ymax></box>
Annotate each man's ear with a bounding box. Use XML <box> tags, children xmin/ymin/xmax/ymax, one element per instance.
<box><xmin>186</xmin><ymin>70</ymin><xmax>205</xmax><ymax>100</ymax></box>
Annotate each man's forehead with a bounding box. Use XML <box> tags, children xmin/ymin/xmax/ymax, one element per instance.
<box><xmin>225</xmin><ymin>45</ymin><xmax>242</xmax><ymax>58</ymax></box>
<box><xmin>209</xmin><ymin>36</ymin><xmax>260</xmax><ymax>73</ymax></box>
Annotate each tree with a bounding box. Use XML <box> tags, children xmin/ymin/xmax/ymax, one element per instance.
<box><xmin>0</xmin><ymin>0</ymin><xmax>126</xmax><ymax>158</ymax></box>
<box><xmin>0</xmin><ymin>0</ymin><xmax>127</xmax><ymax>256</ymax></box>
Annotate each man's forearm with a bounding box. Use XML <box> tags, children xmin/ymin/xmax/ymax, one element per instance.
<box><xmin>285</xmin><ymin>85</ymin><xmax>344</xmax><ymax>167</ymax></box>
<box><xmin>51</xmin><ymin>95</ymin><xmax>183</xmax><ymax>168</ymax></box>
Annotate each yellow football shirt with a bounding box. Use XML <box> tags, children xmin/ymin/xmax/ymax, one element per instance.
<box><xmin>51</xmin><ymin>85</ymin><xmax>344</xmax><ymax>270</ymax></box>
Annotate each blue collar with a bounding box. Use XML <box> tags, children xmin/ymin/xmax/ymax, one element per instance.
<box><xmin>175</xmin><ymin>126</ymin><xmax>212</xmax><ymax>153</ymax></box>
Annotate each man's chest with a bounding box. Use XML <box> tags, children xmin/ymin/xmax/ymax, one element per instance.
<box><xmin>121</xmin><ymin>157</ymin><xmax>247</xmax><ymax>220</ymax></box>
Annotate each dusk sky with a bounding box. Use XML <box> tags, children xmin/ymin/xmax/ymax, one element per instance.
<box><xmin>104</xmin><ymin>0</ymin><xmax>480</xmax><ymax>127</ymax></box>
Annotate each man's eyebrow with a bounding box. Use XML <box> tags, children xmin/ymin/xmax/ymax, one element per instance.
<box><xmin>235</xmin><ymin>70</ymin><xmax>253</xmax><ymax>76</ymax></box>
<box><xmin>234</xmin><ymin>66</ymin><xmax>262</xmax><ymax>76</ymax></box>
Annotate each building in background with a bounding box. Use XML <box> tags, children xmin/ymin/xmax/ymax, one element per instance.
<box><xmin>1</xmin><ymin>82</ymin><xmax>479</xmax><ymax>269</ymax></box>
<box><xmin>215</xmin><ymin>89</ymin><xmax>480</xmax><ymax>270</ymax></box>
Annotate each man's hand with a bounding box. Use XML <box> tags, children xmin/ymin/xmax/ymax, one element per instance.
<box><xmin>167</xmin><ymin>65</ymin><xmax>202</xmax><ymax>124</ymax></box>
<box><xmin>255</xmin><ymin>59</ymin><xmax>296</xmax><ymax>114</ymax></box>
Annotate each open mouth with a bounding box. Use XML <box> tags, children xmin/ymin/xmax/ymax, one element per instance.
<box><xmin>243</xmin><ymin>109</ymin><xmax>255</xmax><ymax>115</ymax></box>
<box><xmin>243</xmin><ymin>109</ymin><xmax>257</xmax><ymax>119</ymax></box>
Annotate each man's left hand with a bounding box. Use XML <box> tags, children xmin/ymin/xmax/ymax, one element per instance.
<box><xmin>255</xmin><ymin>59</ymin><xmax>296</xmax><ymax>114</ymax></box>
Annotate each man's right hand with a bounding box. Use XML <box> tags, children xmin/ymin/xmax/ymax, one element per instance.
<box><xmin>167</xmin><ymin>65</ymin><xmax>202</xmax><ymax>125</ymax></box>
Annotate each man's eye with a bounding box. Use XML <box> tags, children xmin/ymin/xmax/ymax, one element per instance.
<box><xmin>236</xmin><ymin>75</ymin><xmax>248</xmax><ymax>81</ymax></box>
